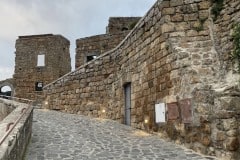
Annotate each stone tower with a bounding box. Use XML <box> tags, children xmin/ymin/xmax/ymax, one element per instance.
<box><xmin>75</xmin><ymin>17</ymin><xmax>141</xmax><ymax>68</ymax></box>
<box><xmin>13</xmin><ymin>34</ymin><xmax>71</xmax><ymax>101</ymax></box>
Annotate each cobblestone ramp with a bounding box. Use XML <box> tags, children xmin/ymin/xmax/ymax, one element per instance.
<box><xmin>25</xmin><ymin>109</ymin><xmax>216</xmax><ymax>160</ymax></box>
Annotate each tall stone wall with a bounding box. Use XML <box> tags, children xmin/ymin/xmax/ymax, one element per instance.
<box><xmin>208</xmin><ymin>0</ymin><xmax>240</xmax><ymax>159</ymax></box>
<box><xmin>14</xmin><ymin>34</ymin><xmax>71</xmax><ymax>101</ymax></box>
<box><xmin>44</xmin><ymin>0</ymin><xmax>240</xmax><ymax>159</ymax></box>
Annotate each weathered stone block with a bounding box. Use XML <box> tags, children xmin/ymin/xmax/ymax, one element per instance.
<box><xmin>226</xmin><ymin>130</ymin><xmax>238</xmax><ymax>137</ymax></box>
<box><xmin>201</xmin><ymin>135</ymin><xmax>211</xmax><ymax>146</ymax></box>
<box><xmin>162</xmin><ymin>8</ymin><xmax>175</xmax><ymax>15</ymax></box>
<box><xmin>225</xmin><ymin>137</ymin><xmax>239</xmax><ymax>151</ymax></box>
<box><xmin>170</xmin><ymin>0</ymin><xmax>183</xmax><ymax>7</ymax></box>
<box><xmin>216</xmin><ymin>132</ymin><xmax>225</xmax><ymax>141</ymax></box>
<box><xmin>223</xmin><ymin>118</ymin><xmax>238</xmax><ymax>131</ymax></box>
<box><xmin>184</xmin><ymin>13</ymin><xmax>199</xmax><ymax>21</ymax></box>
<box><xmin>171</xmin><ymin>14</ymin><xmax>184</xmax><ymax>22</ymax></box>
<box><xmin>199</xmin><ymin>10</ymin><xmax>209</xmax><ymax>20</ymax></box>
<box><xmin>161</xmin><ymin>23</ymin><xmax>175</xmax><ymax>33</ymax></box>
<box><xmin>198</xmin><ymin>1</ymin><xmax>211</xmax><ymax>9</ymax></box>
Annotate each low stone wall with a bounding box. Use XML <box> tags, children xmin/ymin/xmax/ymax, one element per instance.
<box><xmin>0</xmin><ymin>98</ymin><xmax>33</xmax><ymax>160</ymax></box>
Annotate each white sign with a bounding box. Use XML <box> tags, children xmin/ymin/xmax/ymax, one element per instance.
<box><xmin>37</xmin><ymin>54</ymin><xmax>45</xmax><ymax>66</ymax></box>
<box><xmin>155</xmin><ymin>103</ymin><xmax>166</xmax><ymax>123</ymax></box>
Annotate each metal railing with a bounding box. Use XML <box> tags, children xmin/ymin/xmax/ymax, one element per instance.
<box><xmin>0</xmin><ymin>95</ymin><xmax>33</xmax><ymax>145</ymax></box>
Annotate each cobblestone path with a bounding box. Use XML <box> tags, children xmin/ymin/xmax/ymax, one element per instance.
<box><xmin>25</xmin><ymin>109</ymin><xmax>216</xmax><ymax>160</ymax></box>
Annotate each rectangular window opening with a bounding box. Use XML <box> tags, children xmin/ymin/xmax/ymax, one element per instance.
<box><xmin>35</xmin><ymin>82</ymin><xmax>43</xmax><ymax>91</ymax></box>
<box><xmin>86</xmin><ymin>55</ymin><xmax>97</xmax><ymax>62</ymax></box>
<box><xmin>37</xmin><ymin>54</ymin><xmax>45</xmax><ymax>66</ymax></box>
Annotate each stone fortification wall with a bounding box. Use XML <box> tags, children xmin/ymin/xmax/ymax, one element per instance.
<box><xmin>0</xmin><ymin>98</ymin><xmax>33</xmax><ymax>160</ymax></box>
<box><xmin>44</xmin><ymin>0</ymin><xmax>240</xmax><ymax>159</ymax></box>
<box><xmin>14</xmin><ymin>34</ymin><xmax>71</xmax><ymax>101</ymax></box>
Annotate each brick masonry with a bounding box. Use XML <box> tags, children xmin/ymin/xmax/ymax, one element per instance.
<box><xmin>43</xmin><ymin>0</ymin><xmax>240</xmax><ymax>159</ymax></box>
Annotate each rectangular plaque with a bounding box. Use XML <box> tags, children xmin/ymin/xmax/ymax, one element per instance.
<box><xmin>155</xmin><ymin>103</ymin><xmax>166</xmax><ymax>123</ymax></box>
<box><xmin>167</xmin><ymin>102</ymin><xmax>179</xmax><ymax>121</ymax></box>
<box><xmin>179</xmin><ymin>99</ymin><xmax>192</xmax><ymax>123</ymax></box>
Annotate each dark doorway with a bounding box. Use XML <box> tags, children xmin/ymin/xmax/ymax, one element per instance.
<box><xmin>124</xmin><ymin>83</ymin><xmax>131</xmax><ymax>126</ymax></box>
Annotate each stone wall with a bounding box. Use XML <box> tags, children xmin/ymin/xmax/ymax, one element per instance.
<box><xmin>0</xmin><ymin>98</ymin><xmax>33</xmax><ymax>160</ymax></box>
<box><xmin>106</xmin><ymin>17</ymin><xmax>141</xmax><ymax>34</ymax></box>
<box><xmin>207</xmin><ymin>0</ymin><xmax>240</xmax><ymax>159</ymax></box>
<box><xmin>13</xmin><ymin>34</ymin><xmax>71</xmax><ymax>101</ymax></box>
<box><xmin>75</xmin><ymin>17</ymin><xmax>141</xmax><ymax>68</ymax></box>
<box><xmin>44</xmin><ymin>0</ymin><xmax>240</xmax><ymax>159</ymax></box>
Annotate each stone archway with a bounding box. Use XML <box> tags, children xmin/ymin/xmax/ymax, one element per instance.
<box><xmin>0</xmin><ymin>79</ymin><xmax>15</xmax><ymax>97</ymax></box>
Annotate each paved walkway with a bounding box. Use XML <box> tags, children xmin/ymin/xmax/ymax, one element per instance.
<box><xmin>25</xmin><ymin>109</ymin><xmax>216</xmax><ymax>160</ymax></box>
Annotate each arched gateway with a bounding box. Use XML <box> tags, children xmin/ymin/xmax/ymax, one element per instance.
<box><xmin>0</xmin><ymin>79</ymin><xmax>15</xmax><ymax>97</ymax></box>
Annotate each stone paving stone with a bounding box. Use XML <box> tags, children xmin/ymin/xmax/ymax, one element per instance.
<box><xmin>24</xmin><ymin>109</ymin><xmax>217</xmax><ymax>160</ymax></box>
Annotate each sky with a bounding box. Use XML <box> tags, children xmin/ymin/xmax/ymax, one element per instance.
<box><xmin>0</xmin><ymin>0</ymin><xmax>157</xmax><ymax>82</ymax></box>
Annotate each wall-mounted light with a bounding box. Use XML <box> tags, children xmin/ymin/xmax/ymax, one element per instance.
<box><xmin>102</xmin><ymin>109</ymin><xmax>106</xmax><ymax>113</ymax></box>
<box><xmin>144</xmin><ymin>119</ymin><xmax>149</xmax><ymax>124</ymax></box>
<box><xmin>144</xmin><ymin>115</ymin><xmax>150</xmax><ymax>124</ymax></box>
<box><xmin>45</xmin><ymin>101</ymin><xmax>48</xmax><ymax>105</ymax></box>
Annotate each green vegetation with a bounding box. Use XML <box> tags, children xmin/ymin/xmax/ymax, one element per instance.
<box><xmin>211</xmin><ymin>0</ymin><xmax>224</xmax><ymax>21</ymax></box>
<box><xmin>232</xmin><ymin>23</ymin><xmax>240</xmax><ymax>72</ymax></box>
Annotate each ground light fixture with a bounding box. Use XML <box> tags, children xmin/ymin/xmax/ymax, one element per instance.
<box><xmin>102</xmin><ymin>108</ymin><xmax>106</xmax><ymax>113</ymax></box>
<box><xmin>144</xmin><ymin>119</ymin><xmax>149</xmax><ymax>124</ymax></box>
<box><xmin>144</xmin><ymin>115</ymin><xmax>149</xmax><ymax>124</ymax></box>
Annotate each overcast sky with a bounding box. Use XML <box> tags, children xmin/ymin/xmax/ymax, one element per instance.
<box><xmin>0</xmin><ymin>0</ymin><xmax>156</xmax><ymax>81</ymax></box>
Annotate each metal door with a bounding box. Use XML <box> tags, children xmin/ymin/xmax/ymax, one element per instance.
<box><xmin>124</xmin><ymin>83</ymin><xmax>131</xmax><ymax>126</ymax></box>
<box><xmin>155</xmin><ymin>103</ymin><xmax>166</xmax><ymax>123</ymax></box>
